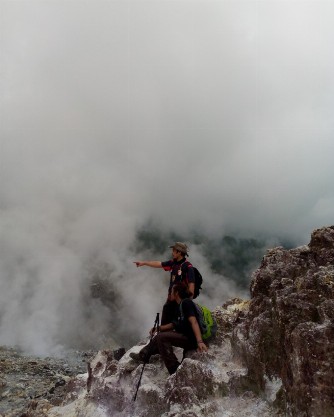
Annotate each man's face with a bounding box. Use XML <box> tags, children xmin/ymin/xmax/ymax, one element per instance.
<box><xmin>172</xmin><ymin>248</ymin><xmax>183</xmax><ymax>260</ymax></box>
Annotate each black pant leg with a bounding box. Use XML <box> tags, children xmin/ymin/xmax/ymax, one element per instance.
<box><xmin>156</xmin><ymin>331</ymin><xmax>193</xmax><ymax>374</ymax></box>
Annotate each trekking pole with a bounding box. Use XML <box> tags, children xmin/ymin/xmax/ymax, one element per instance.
<box><xmin>133</xmin><ymin>312</ymin><xmax>160</xmax><ymax>402</ymax></box>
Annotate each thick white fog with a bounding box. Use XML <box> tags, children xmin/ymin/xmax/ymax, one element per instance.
<box><xmin>1</xmin><ymin>0</ymin><xmax>334</xmax><ymax>355</ymax></box>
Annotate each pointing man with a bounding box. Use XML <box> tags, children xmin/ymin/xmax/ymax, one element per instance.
<box><xmin>134</xmin><ymin>242</ymin><xmax>195</xmax><ymax>324</ymax></box>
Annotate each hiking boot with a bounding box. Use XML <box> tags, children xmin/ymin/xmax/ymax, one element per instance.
<box><xmin>129</xmin><ymin>351</ymin><xmax>146</xmax><ymax>363</ymax></box>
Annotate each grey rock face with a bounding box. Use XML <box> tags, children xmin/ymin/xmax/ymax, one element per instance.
<box><xmin>233</xmin><ymin>226</ymin><xmax>334</xmax><ymax>416</ymax></box>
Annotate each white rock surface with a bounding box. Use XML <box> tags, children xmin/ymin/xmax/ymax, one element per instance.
<box><xmin>47</xmin><ymin>304</ymin><xmax>281</xmax><ymax>417</ymax></box>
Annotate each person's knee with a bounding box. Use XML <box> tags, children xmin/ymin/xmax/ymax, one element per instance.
<box><xmin>156</xmin><ymin>332</ymin><xmax>173</xmax><ymax>348</ymax></box>
<box><xmin>156</xmin><ymin>332</ymin><xmax>167</xmax><ymax>343</ymax></box>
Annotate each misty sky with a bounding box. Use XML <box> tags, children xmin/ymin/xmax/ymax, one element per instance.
<box><xmin>1</xmin><ymin>0</ymin><xmax>334</xmax><ymax>354</ymax></box>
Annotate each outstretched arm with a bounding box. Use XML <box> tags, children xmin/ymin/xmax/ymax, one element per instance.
<box><xmin>134</xmin><ymin>261</ymin><xmax>162</xmax><ymax>268</ymax></box>
<box><xmin>188</xmin><ymin>316</ymin><xmax>208</xmax><ymax>353</ymax></box>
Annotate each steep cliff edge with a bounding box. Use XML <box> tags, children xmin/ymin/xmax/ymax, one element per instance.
<box><xmin>34</xmin><ymin>226</ymin><xmax>333</xmax><ymax>417</ymax></box>
<box><xmin>232</xmin><ymin>225</ymin><xmax>334</xmax><ymax>416</ymax></box>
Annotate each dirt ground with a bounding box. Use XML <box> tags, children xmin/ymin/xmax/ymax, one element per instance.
<box><xmin>0</xmin><ymin>345</ymin><xmax>96</xmax><ymax>417</ymax></box>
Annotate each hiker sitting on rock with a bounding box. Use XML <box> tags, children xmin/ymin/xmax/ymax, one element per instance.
<box><xmin>134</xmin><ymin>242</ymin><xmax>195</xmax><ymax>325</ymax></box>
<box><xmin>130</xmin><ymin>283</ymin><xmax>208</xmax><ymax>375</ymax></box>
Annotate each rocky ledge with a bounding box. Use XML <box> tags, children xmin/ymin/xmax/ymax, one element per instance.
<box><xmin>46</xmin><ymin>300</ymin><xmax>276</xmax><ymax>417</ymax></box>
<box><xmin>5</xmin><ymin>226</ymin><xmax>334</xmax><ymax>417</ymax></box>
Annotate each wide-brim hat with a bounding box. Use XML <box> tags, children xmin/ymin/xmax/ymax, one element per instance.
<box><xmin>169</xmin><ymin>242</ymin><xmax>189</xmax><ymax>256</ymax></box>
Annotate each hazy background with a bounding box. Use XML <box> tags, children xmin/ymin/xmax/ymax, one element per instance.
<box><xmin>1</xmin><ymin>0</ymin><xmax>334</xmax><ymax>355</ymax></box>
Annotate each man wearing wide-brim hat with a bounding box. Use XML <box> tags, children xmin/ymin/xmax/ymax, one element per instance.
<box><xmin>134</xmin><ymin>242</ymin><xmax>195</xmax><ymax>325</ymax></box>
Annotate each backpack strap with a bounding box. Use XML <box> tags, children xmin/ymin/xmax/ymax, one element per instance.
<box><xmin>179</xmin><ymin>261</ymin><xmax>191</xmax><ymax>284</ymax></box>
<box><xmin>179</xmin><ymin>298</ymin><xmax>193</xmax><ymax>321</ymax></box>
<box><xmin>179</xmin><ymin>300</ymin><xmax>184</xmax><ymax>321</ymax></box>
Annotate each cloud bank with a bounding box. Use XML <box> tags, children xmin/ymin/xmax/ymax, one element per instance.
<box><xmin>1</xmin><ymin>0</ymin><xmax>334</xmax><ymax>354</ymax></box>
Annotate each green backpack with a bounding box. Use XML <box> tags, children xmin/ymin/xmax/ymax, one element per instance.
<box><xmin>180</xmin><ymin>300</ymin><xmax>217</xmax><ymax>341</ymax></box>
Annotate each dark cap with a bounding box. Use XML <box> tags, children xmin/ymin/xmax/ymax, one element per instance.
<box><xmin>169</xmin><ymin>242</ymin><xmax>189</xmax><ymax>256</ymax></box>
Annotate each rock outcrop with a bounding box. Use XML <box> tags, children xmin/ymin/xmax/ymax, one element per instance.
<box><xmin>233</xmin><ymin>225</ymin><xmax>334</xmax><ymax>416</ymax></box>
<box><xmin>42</xmin><ymin>226</ymin><xmax>334</xmax><ymax>417</ymax></box>
<box><xmin>46</xmin><ymin>302</ymin><xmax>276</xmax><ymax>417</ymax></box>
